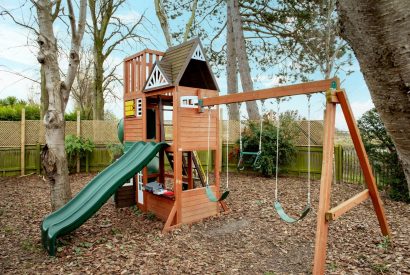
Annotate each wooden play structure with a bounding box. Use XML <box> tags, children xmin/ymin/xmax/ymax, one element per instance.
<box><xmin>120</xmin><ymin>38</ymin><xmax>390</xmax><ymax>274</ymax></box>
<box><xmin>120</xmin><ymin>38</ymin><xmax>226</xmax><ymax>231</ymax></box>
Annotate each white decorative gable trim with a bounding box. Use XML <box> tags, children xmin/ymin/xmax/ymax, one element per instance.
<box><xmin>191</xmin><ymin>44</ymin><xmax>205</xmax><ymax>61</ymax></box>
<box><xmin>146</xmin><ymin>65</ymin><xmax>169</xmax><ymax>89</ymax></box>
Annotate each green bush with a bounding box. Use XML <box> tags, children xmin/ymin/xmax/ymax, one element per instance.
<box><xmin>0</xmin><ymin>96</ymin><xmax>90</xmax><ymax>121</ymax></box>
<box><xmin>106</xmin><ymin>143</ymin><xmax>124</xmax><ymax>162</ymax></box>
<box><xmin>0</xmin><ymin>103</ymin><xmax>41</xmax><ymax>120</ymax></box>
<box><xmin>358</xmin><ymin>108</ymin><xmax>409</xmax><ymax>202</ymax></box>
<box><xmin>65</xmin><ymin>135</ymin><xmax>95</xmax><ymax>172</ymax></box>
<box><xmin>235</xmin><ymin>111</ymin><xmax>298</xmax><ymax>177</ymax></box>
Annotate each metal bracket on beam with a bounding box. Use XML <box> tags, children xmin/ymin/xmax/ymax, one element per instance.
<box><xmin>326</xmin><ymin>89</ymin><xmax>340</xmax><ymax>104</ymax></box>
<box><xmin>198</xmin><ymin>99</ymin><xmax>205</xmax><ymax>113</ymax></box>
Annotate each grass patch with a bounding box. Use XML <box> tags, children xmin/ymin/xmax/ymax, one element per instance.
<box><xmin>146</xmin><ymin>212</ymin><xmax>156</xmax><ymax>221</ymax></box>
<box><xmin>21</xmin><ymin>239</ymin><xmax>38</xmax><ymax>252</ymax></box>
<box><xmin>371</xmin><ymin>263</ymin><xmax>389</xmax><ymax>274</ymax></box>
<box><xmin>377</xmin><ymin>236</ymin><xmax>391</xmax><ymax>251</ymax></box>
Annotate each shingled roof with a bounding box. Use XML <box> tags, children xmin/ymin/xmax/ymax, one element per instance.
<box><xmin>144</xmin><ymin>38</ymin><xmax>219</xmax><ymax>92</ymax></box>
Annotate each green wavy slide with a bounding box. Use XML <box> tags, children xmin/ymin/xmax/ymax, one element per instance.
<box><xmin>41</xmin><ymin>141</ymin><xmax>167</xmax><ymax>256</ymax></box>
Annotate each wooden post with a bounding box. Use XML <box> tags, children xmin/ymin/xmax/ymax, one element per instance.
<box><xmin>85</xmin><ymin>153</ymin><xmax>89</xmax><ymax>173</ymax></box>
<box><xmin>334</xmin><ymin>145</ymin><xmax>343</xmax><ymax>183</ymax></box>
<box><xmin>336</xmin><ymin>90</ymin><xmax>390</xmax><ymax>236</ymax></box>
<box><xmin>36</xmin><ymin>142</ymin><xmax>41</xmax><ymax>174</ymax></box>
<box><xmin>312</xmin><ymin>94</ymin><xmax>336</xmax><ymax>274</ymax></box>
<box><xmin>76</xmin><ymin>110</ymin><xmax>81</xmax><ymax>173</ymax></box>
<box><xmin>175</xmin><ymin>150</ymin><xmax>183</xmax><ymax>223</ymax></box>
<box><xmin>20</xmin><ymin>108</ymin><xmax>25</xmax><ymax>176</ymax></box>
<box><xmin>215</xmin><ymin>107</ymin><xmax>221</xmax><ymax>197</ymax></box>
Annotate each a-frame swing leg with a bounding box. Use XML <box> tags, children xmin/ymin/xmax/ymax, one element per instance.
<box><xmin>313</xmin><ymin>91</ymin><xmax>391</xmax><ymax>274</ymax></box>
<box><xmin>312</xmin><ymin>96</ymin><xmax>337</xmax><ymax>275</ymax></box>
<box><xmin>336</xmin><ymin>90</ymin><xmax>390</xmax><ymax>236</ymax></box>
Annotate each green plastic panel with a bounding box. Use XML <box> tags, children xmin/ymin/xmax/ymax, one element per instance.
<box><xmin>41</xmin><ymin>141</ymin><xmax>168</xmax><ymax>256</ymax></box>
<box><xmin>117</xmin><ymin>118</ymin><xmax>124</xmax><ymax>143</ymax></box>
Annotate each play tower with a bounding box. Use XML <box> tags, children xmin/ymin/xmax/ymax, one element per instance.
<box><xmin>119</xmin><ymin>38</ymin><xmax>227</xmax><ymax>231</ymax></box>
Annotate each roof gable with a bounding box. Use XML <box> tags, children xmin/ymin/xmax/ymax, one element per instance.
<box><xmin>143</xmin><ymin>38</ymin><xmax>219</xmax><ymax>92</ymax></box>
<box><xmin>145</xmin><ymin>63</ymin><xmax>171</xmax><ymax>90</ymax></box>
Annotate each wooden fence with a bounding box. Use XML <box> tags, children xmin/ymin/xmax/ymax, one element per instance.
<box><xmin>0</xmin><ymin>142</ymin><xmax>394</xmax><ymax>187</ymax></box>
<box><xmin>0</xmin><ymin>144</ymin><xmax>113</xmax><ymax>176</ymax></box>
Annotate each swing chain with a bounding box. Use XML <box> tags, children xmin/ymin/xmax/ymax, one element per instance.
<box><xmin>206</xmin><ymin>106</ymin><xmax>211</xmax><ymax>187</ymax></box>
<box><xmin>307</xmin><ymin>94</ymin><xmax>312</xmax><ymax>206</ymax></box>
<box><xmin>226</xmin><ymin>105</ymin><xmax>229</xmax><ymax>190</ymax></box>
<box><xmin>274</xmin><ymin>98</ymin><xmax>281</xmax><ymax>202</ymax></box>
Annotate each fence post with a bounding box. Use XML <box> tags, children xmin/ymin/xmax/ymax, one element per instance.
<box><xmin>21</xmin><ymin>108</ymin><xmax>25</xmax><ymax>176</ymax></box>
<box><xmin>334</xmin><ymin>145</ymin><xmax>343</xmax><ymax>183</ymax></box>
<box><xmin>76</xmin><ymin>110</ymin><xmax>81</xmax><ymax>173</ymax></box>
<box><xmin>86</xmin><ymin>152</ymin><xmax>89</xmax><ymax>173</ymax></box>
<box><xmin>36</xmin><ymin>142</ymin><xmax>41</xmax><ymax>174</ymax></box>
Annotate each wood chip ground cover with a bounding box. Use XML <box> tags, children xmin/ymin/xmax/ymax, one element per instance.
<box><xmin>0</xmin><ymin>173</ymin><xmax>409</xmax><ymax>274</ymax></box>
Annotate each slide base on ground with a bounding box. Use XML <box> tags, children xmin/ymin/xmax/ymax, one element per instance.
<box><xmin>41</xmin><ymin>141</ymin><xmax>167</xmax><ymax>256</ymax></box>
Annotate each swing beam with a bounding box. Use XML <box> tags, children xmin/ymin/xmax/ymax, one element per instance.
<box><xmin>198</xmin><ymin>77</ymin><xmax>391</xmax><ymax>274</ymax></box>
<box><xmin>199</xmin><ymin>78</ymin><xmax>338</xmax><ymax>107</ymax></box>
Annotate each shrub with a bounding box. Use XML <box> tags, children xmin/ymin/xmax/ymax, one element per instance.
<box><xmin>0</xmin><ymin>96</ymin><xmax>89</xmax><ymax>121</ymax></box>
<box><xmin>65</xmin><ymin>135</ymin><xmax>95</xmax><ymax>172</ymax></box>
<box><xmin>106</xmin><ymin>143</ymin><xmax>124</xmax><ymax>162</ymax></box>
<box><xmin>358</xmin><ymin>108</ymin><xmax>409</xmax><ymax>202</ymax></box>
<box><xmin>235</xmin><ymin>111</ymin><xmax>298</xmax><ymax>177</ymax></box>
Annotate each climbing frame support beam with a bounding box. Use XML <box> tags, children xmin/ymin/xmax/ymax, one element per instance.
<box><xmin>312</xmin><ymin>98</ymin><xmax>337</xmax><ymax>275</ymax></box>
<box><xmin>325</xmin><ymin>189</ymin><xmax>370</xmax><ymax>221</ymax></box>
<box><xmin>336</xmin><ymin>90</ymin><xmax>391</xmax><ymax>236</ymax></box>
<box><xmin>200</xmin><ymin>78</ymin><xmax>339</xmax><ymax>107</ymax></box>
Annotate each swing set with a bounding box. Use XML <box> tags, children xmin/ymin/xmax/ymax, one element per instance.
<box><xmin>118</xmin><ymin>39</ymin><xmax>390</xmax><ymax>274</ymax></box>
<box><xmin>198</xmin><ymin>78</ymin><xmax>391</xmax><ymax>274</ymax></box>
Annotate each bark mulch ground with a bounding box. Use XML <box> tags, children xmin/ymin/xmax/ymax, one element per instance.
<box><xmin>0</xmin><ymin>173</ymin><xmax>409</xmax><ymax>274</ymax></box>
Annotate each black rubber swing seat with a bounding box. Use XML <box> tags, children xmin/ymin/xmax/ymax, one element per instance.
<box><xmin>274</xmin><ymin>201</ymin><xmax>311</xmax><ymax>223</ymax></box>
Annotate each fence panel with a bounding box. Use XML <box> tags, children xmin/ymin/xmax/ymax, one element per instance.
<box><xmin>341</xmin><ymin>146</ymin><xmax>393</xmax><ymax>187</ymax></box>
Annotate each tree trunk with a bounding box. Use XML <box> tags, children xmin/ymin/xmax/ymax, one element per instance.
<box><xmin>229</xmin><ymin>0</ymin><xmax>260</xmax><ymax>120</ymax></box>
<box><xmin>154</xmin><ymin>0</ymin><xmax>172</xmax><ymax>47</ymax></box>
<box><xmin>338</xmin><ymin>0</ymin><xmax>410</xmax><ymax>192</ymax></box>
<box><xmin>226</xmin><ymin>1</ymin><xmax>239</xmax><ymax>121</ymax></box>
<box><xmin>36</xmin><ymin>0</ymin><xmax>87</xmax><ymax>211</ymax></box>
<box><xmin>93</xmin><ymin>52</ymin><xmax>105</xmax><ymax>120</ymax></box>
<box><xmin>40</xmin><ymin>64</ymin><xmax>49</xmax><ymax>116</ymax></box>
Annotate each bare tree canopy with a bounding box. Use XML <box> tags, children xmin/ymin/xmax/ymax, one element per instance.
<box><xmin>89</xmin><ymin>0</ymin><xmax>147</xmax><ymax>120</ymax></box>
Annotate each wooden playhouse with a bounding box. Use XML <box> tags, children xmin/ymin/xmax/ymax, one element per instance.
<box><xmin>117</xmin><ymin>38</ymin><xmax>227</xmax><ymax>231</ymax></box>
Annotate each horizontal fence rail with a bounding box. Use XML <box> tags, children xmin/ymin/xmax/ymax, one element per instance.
<box><xmin>0</xmin><ymin>143</ymin><xmax>395</xmax><ymax>187</ymax></box>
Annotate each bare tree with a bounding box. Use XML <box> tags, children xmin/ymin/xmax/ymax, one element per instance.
<box><xmin>88</xmin><ymin>0</ymin><xmax>145</xmax><ymax>120</ymax></box>
<box><xmin>338</xmin><ymin>0</ymin><xmax>410</xmax><ymax>193</ymax></box>
<box><xmin>226</xmin><ymin>2</ymin><xmax>239</xmax><ymax>120</ymax></box>
<box><xmin>34</xmin><ymin>0</ymin><xmax>87</xmax><ymax>210</ymax></box>
<box><xmin>71</xmin><ymin>48</ymin><xmax>94</xmax><ymax>119</ymax></box>
<box><xmin>154</xmin><ymin>0</ymin><xmax>198</xmax><ymax>45</ymax></box>
<box><xmin>154</xmin><ymin>0</ymin><xmax>172</xmax><ymax>47</ymax></box>
<box><xmin>228</xmin><ymin>0</ymin><xmax>260</xmax><ymax>120</ymax></box>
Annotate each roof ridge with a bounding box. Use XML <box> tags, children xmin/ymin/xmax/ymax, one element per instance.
<box><xmin>165</xmin><ymin>37</ymin><xmax>199</xmax><ymax>52</ymax></box>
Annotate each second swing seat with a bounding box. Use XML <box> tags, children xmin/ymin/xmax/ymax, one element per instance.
<box><xmin>237</xmin><ymin>151</ymin><xmax>261</xmax><ymax>170</ymax></box>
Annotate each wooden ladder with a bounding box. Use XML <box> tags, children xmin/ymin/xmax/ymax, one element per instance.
<box><xmin>165</xmin><ymin>151</ymin><xmax>206</xmax><ymax>187</ymax></box>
